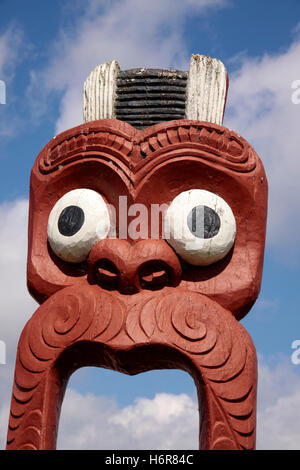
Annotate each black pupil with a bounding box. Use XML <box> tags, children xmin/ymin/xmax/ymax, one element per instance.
<box><xmin>187</xmin><ymin>205</ymin><xmax>220</xmax><ymax>239</ymax></box>
<box><xmin>58</xmin><ymin>205</ymin><xmax>85</xmax><ymax>237</ymax></box>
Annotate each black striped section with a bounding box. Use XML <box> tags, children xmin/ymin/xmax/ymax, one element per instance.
<box><xmin>116</xmin><ymin>68</ymin><xmax>187</xmax><ymax>129</ymax></box>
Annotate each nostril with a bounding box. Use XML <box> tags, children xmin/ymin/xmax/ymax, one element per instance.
<box><xmin>93</xmin><ymin>259</ymin><xmax>119</xmax><ymax>290</ymax></box>
<box><xmin>87</xmin><ymin>239</ymin><xmax>182</xmax><ymax>293</ymax></box>
<box><xmin>139</xmin><ymin>262</ymin><xmax>170</xmax><ymax>289</ymax></box>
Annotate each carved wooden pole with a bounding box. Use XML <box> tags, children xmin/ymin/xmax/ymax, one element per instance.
<box><xmin>6</xmin><ymin>55</ymin><xmax>267</xmax><ymax>450</ymax></box>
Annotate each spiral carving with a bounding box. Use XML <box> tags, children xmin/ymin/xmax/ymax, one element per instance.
<box><xmin>7</xmin><ymin>286</ymin><xmax>257</xmax><ymax>450</ymax></box>
<box><xmin>156</xmin><ymin>293</ymin><xmax>219</xmax><ymax>354</ymax></box>
<box><xmin>7</xmin><ymin>285</ymin><xmax>127</xmax><ymax>449</ymax></box>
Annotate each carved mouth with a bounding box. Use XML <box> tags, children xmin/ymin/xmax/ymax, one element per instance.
<box><xmin>7</xmin><ymin>284</ymin><xmax>257</xmax><ymax>451</ymax></box>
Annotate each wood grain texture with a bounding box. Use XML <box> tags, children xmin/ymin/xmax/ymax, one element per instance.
<box><xmin>185</xmin><ymin>55</ymin><xmax>228</xmax><ymax>125</ymax></box>
<box><xmin>83</xmin><ymin>61</ymin><xmax>120</xmax><ymax>122</ymax></box>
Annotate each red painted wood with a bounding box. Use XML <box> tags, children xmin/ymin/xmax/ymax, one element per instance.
<box><xmin>7</xmin><ymin>119</ymin><xmax>267</xmax><ymax>450</ymax></box>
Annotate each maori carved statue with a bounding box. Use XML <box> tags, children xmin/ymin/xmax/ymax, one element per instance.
<box><xmin>6</xmin><ymin>55</ymin><xmax>267</xmax><ymax>450</ymax></box>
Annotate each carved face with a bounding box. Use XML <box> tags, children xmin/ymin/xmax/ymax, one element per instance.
<box><xmin>27</xmin><ymin>118</ymin><xmax>267</xmax><ymax>320</ymax></box>
<box><xmin>8</xmin><ymin>59</ymin><xmax>267</xmax><ymax>451</ymax></box>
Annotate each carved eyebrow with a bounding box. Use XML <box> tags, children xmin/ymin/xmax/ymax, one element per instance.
<box><xmin>134</xmin><ymin>122</ymin><xmax>257</xmax><ymax>174</ymax></box>
<box><xmin>38</xmin><ymin>121</ymin><xmax>257</xmax><ymax>176</ymax></box>
<box><xmin>38</xmin><ymin>123</ymin><xmax>135</xmax><ymax>175</ymax></box>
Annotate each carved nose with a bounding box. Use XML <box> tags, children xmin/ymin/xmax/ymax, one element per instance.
<box><xmin>87</xmin><ymin>239</ymin><xmax>182</xmax><ymax>294</ymax></box>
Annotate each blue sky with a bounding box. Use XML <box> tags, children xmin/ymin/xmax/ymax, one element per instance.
<box><xmin>1</xmin><ymin>0</ymin><xmax>300</xmax><ymax>450</ymax></box>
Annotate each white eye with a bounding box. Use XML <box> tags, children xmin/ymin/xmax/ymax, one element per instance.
<box><xmin>47</xmin><ymin>188</ymin><xmax>110</xmax><ymax>263</ymax></box>
<box><xmin>164</xmin><ymin>189</ymin><xmax>236</xmax><ymax>266</ymax></box>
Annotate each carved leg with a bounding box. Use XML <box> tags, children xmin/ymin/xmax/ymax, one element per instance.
<box><xmin>194</xmin><ymin>369</ymin><xmax>257</xmax><ymax>450</ymax></box>
<box><xmin>151</xmin><ymin>291</ymin><xmax>258</xmax><ymax>450</ymax></box>
<box><xmin>6</xmin><ymin>287</ymin><xmax>98</xmax><ymax>450</ymax></box>
<box><xmin>7</xmin><ymin>361</ymin><xmax>64</xmax><ymax>450</ymax></box>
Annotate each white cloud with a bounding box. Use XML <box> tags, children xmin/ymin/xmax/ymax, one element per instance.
<box><xmin>0</xmin><ymin>199</ymin><xmax>38</xmax><ymax>449</ymax></box>
<box><xmin>224</xmin><ymin>37</ymin><xmax>300</xmax><ymax>256</ymax></box>
<box><xmin>56</xmin><ymin>356</ymin><xmax>300</xmax><ymax>450</ymax></box>
<box><xmin>0</xmin><ymin>23</ymin><xmax>30</xmax><ymax>137</ymax></box>
<box><xmin>258</xmin><ymin>390</ymin><xmax>300</xmax><ymax>450</ymax></box>
<box><xmin>58</xmin><ymin>390</ymin><xmax>198</xmax><ymax>450</ymax></box>
<box><xmin>257</xmin><ymin>357</ymin><xmax>300</xmax><ymax>449</ymax></box>
<box><xmin>27</xmin><ymin>0</ymin><xmax>229</xmax><ymax>133</ymax></box>
<box><xmin>2</xmin><ymin>351</ymin><xmax>300</xmax><ymax>450</ymax></box>
<box><xmin>0</xmin><ymin>200</ymin><xmax>37</xmax><ymax>349</ymax></box>
<box><xmin>0</xmin><ymin>23</ymin><xmax>24</xmax><ymax>80</ymax></box>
